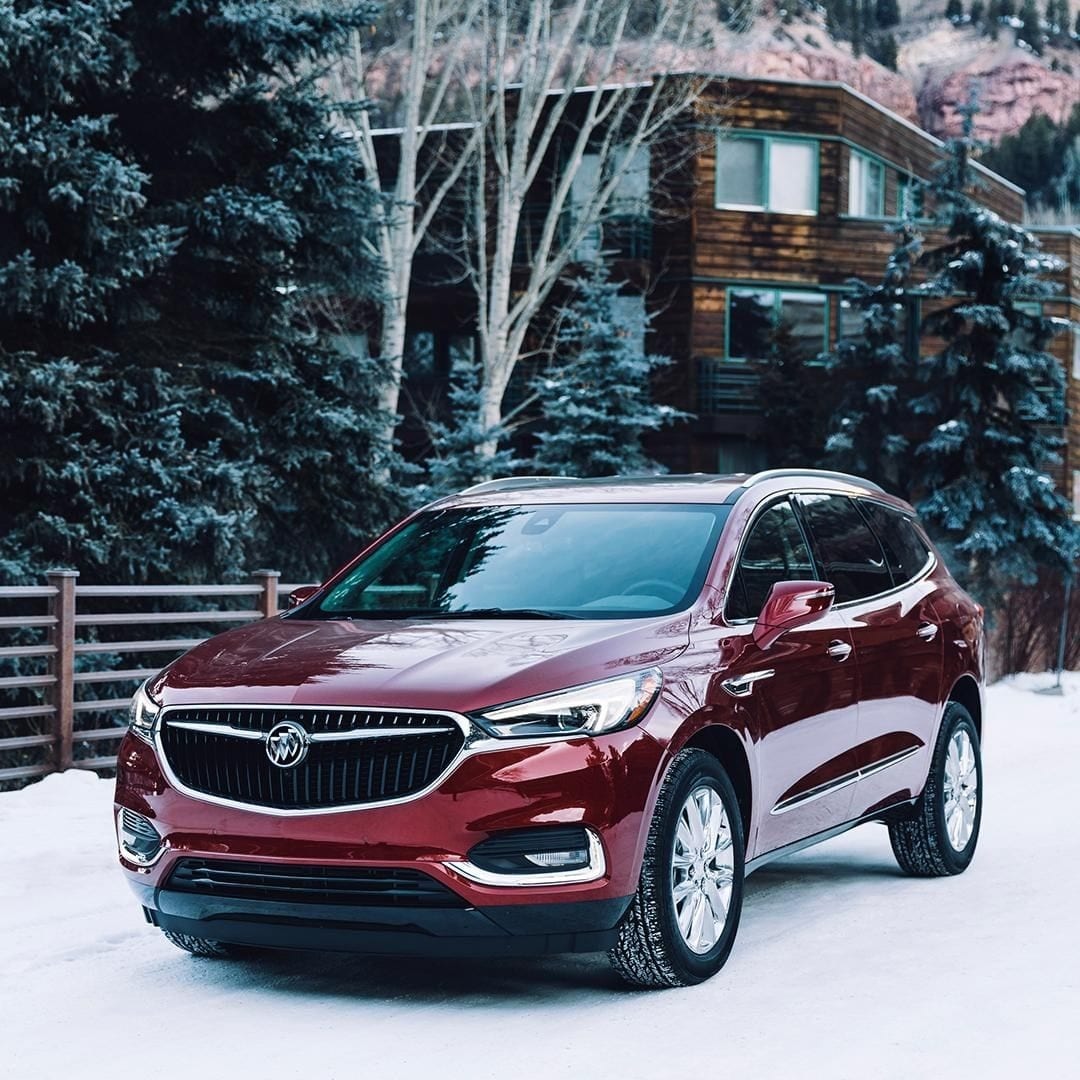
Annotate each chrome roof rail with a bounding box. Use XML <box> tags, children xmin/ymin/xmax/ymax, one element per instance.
<box><xmin>457</xmin><ymin>475</ymin><xmax>584</xmax><ymax>496</ymax></box>
<box><xmin>739</xmin><ymin>469</ymin><xmax>886</xmax><ymax>494</ymax></box>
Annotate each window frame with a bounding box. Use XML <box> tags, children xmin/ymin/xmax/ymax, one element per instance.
<box><xmin>714</xmin><ymin>133</ymin><xmax>819</xmax><ymax>216</ymax></box>
<box><xmin>847</xmin><ymin>149</ymin><xmax>886</xmax><ymax>219</ymax></box>
<box><xmin>725</xmin><ymin>286</ymin><xmax>830</xmax><ymax>364</ymax></box>
<box><xmin>720</xmin><ymin>492</ymin><xmax>938</xmax><ymax>626</ymax></box>
<box><xmin>723</xmin><ymin>495</ymin><xmax>820</xmax><ymax>624</ymax></box>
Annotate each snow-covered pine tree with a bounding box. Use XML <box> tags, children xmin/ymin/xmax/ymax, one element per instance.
<box><xmin>421</xmin><ymin>356</ymin><xmax>520</xmax><ymax>499</ymax></box>
<box><xmin>758</xmin><ymin>321</ymin><xmax>831</xmax><ymax>470</ymax></box>
<box><xmin>913</xmin><ymin>97</ymin><xmax>1080</xmax><ymax>599</ymax></box>
<box><xmin>0</xmin><ymin>0</ymin><xmax>393</xmax><ymax>584</ymax></box>
<box><xmin>528</xmin><ymin>260</ymin><xmax>686</xmax><ymax>478</ymax></box>
<box><xmin>823</xmin><ymin>222</ymin><xmax>922</xmax><ymax>493</ymax></box>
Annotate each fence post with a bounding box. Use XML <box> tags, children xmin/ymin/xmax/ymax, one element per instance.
<box><xmin>253</xmin><ymin>570</ymin><xmax>280</xmax><ymax>619</ymax></box>
<box><xmin>47</xmin><ymin>569</ymin><xmax>77</xmax><ymax>772</ymax></box>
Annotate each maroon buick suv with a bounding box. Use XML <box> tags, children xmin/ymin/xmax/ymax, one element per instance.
<box><xmin>114</xmin><ymin>470</ymin><xmax>984</xmax><ymax>987</ymax></box>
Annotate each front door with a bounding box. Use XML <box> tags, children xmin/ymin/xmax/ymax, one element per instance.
<box><xmin>717</xmin><ymin>497</ymin><xmax>861</xmax><ymax>858</ymax></box>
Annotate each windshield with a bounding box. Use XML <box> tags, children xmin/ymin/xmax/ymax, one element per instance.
<box><xmin>311</xmin><ymin>503</ymin><xmax>729</xmax><ymax>620</ymax></box>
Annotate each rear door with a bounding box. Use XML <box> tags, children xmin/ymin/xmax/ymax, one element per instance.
<box><xmin>795</xmin><ymin>495</ymin><xmax>942</xmax><ymax>818</ymax></box>
<box><xmin>719</xmin><ymin>497</ymin><xmax>860</xmax><ymax>858</ymax></box>
<box><xmin>847</xmin><ymin>500</ymin><xmax>942</xmax><ymax>815</ymax></box>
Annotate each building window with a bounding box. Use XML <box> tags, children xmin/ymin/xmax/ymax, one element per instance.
<box><xmin>727</xmin><ymin>287</ymin><xmax>828</xmax><ymax>362</ymax></box>
<box><xmin>848</xmin><ymin>150</ymin><xmax>885</xmax><ymax>217</ymax></box>
<box><xmin>569</xmin><ymin>145</ymin><xmax>651</xmax><ymax>261</ymax></box>
<box><xmin>838</xmin><ymin>297</ymin><xmax>913</xmax><ymax>351</ymax></box>
<box><xmin>898</xmin><ymin>175</ymin><xmax>924</xmax><ymax>219</ymax></box>
<box><xmin>715</xmin><ymin>135</ymin><xmax>817</xmax><ymax>214</ymax></box>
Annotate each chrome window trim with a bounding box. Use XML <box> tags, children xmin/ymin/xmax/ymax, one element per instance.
<box><xmin>446</xmin><ymin>829</ymin><xmax>606</xmax><ymax>887</ymax></box>
<box><xmin>154</xmin><ymin>703</ymin><xmax>473</xmax><ymax>818</ymax></box>
<box><xmin>721</xmin><ymin>488</ymin><xmax>937</xmax><ymax>626</ymax></box>
<box><xmin>770</xmin><ymin>745</ymin><xmax>922</xmax><ymax>815</ymax></box>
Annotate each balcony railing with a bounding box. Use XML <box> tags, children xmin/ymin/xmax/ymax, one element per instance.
<box><xmin>696</xmin><ymin>361</ymin><xmax>762</xmax><ymax>415</ymax></box>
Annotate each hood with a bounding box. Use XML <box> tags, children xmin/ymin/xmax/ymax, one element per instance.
<box><xmin>153</xmin><ymin>612</ymin><xmax>692</xmax><ymax>714</ymax></box>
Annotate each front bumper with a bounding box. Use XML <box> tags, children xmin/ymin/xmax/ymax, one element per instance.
<box><xmin>114</xmin><ymin>721</ymin><xmax>667</xmax><ymax>956</ymax></box>
<box><xmin>129</xmin><ymin>877</ymin><xmax>632</xmax><ymax>956</ymax></box>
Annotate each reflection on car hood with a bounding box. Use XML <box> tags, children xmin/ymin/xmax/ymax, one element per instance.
<box><xmin>153</xmin><ymin>613</ymin><xmax>693</xmax><ymax>713</ymax></box>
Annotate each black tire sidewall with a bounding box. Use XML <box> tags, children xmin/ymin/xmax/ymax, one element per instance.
<box><xmin>652</xmin><ymin>753</ymin><xmax>745</xmax><ymax>983</ymax></box>
<box><xmin>931</xmin><ymin>706</ymin><xmax>983</xmax><ymax>873</ymax></box>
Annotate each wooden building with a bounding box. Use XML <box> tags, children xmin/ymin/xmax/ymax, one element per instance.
<box><xmin>390</xmin><ymin>74</ymin><xmax>1078</xmax><ymax>514</ymax></box>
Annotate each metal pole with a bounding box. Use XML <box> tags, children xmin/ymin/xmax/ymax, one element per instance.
<box><xmin>1053</xmin><ymin>573</ymin><xmax>1072</xmax><ymax>692</ymax></box>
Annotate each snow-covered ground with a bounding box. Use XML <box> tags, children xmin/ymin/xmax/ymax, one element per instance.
<box><xmin>3</xmin><ymin>676</ymin><xmax>1078</xmax><ymax>1080</ymax></box>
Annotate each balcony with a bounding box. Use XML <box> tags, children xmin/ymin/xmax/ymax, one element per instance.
<box><xmin>695</xmin><ymin>360</ymin><xmax>762</xmax><ymax>416</ymax></box>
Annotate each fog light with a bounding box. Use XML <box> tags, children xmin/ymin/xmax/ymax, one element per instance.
<box><xmin>523</xmin><ymin>849</ymin><xmax>590</xmax><ymax>870</ymax></box>
<box><xmin>448</xmin><ymin>825</ymin><xmax>605</xmax><ymax>887</ymax></box>
<box><xmin>117</xmin><ymin>807</ymin><xmax>164</xmax><ymax>866</ymax></box>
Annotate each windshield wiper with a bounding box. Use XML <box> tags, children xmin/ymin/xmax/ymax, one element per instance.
<box><xmin>430</xmin><ymin>607</ymin><xmax>580</xmax><ymax>620</ymax></box>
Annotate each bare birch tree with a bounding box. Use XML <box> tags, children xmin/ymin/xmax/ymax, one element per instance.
<box><xmin>458</xmin><ymin>0</ymin><xmax>709</xmax><ymax>463</ymax></box>
<box><xmin>329</xmin><ymin>0</ymin><xmax>485</xmax><ymax>454</ymax></box>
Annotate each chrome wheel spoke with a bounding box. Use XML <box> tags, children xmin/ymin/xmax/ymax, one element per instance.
<box><xmin>942</xmin><ymin>729</ymin><xmax>978</xmax><ymax>852</ymax></box>
<box><xmin>670</xmin><ymin>783</ymin><xmax>734</xmax><ymax>955</ymax></box>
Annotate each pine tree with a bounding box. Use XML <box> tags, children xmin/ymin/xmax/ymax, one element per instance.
<box><xmin>947</xmin><ymin>0</ymin><xmax>965</xmax><ymax>22</ymax></box>
<box><xmin>758</xmin><ymin>323</ymin><xmax>831</xmax><ymax>470</ymax></box>
<box><xmin>999</xmin><ymin>0</ymin><xmax>1015</xmax><ymax>18</ymax></box>
<box><xmin>870</xmin><ymin>31</ymin><xmax>900</xmax><ymax>69</ymax></box>
<box><xmin>970</xmin><ymin>0</ymin><xmax>986</xmax><ymax>26</ymax></box>
<box><xmin>1019</xmin><ymin>0</ymin><xmax>1043</xmax><ymax>50</ymax></box>
<box><xmin>0</xmin><ymin>1</ymin><xmax>396</xmax><ymax>585</ymax></box>
<box><xmin>876</xmin><ymin>0</ymin><xmax>901</xmax><ymax>28</ymax></box>
<box><xmin>527</xmin><ymin>261</ymin><xmax>686</xmax><ymax>478</ymax></box>
<box><xmin>421</xmin><ymin>357</ymin><xmax>520</xmax><ymax>498</ymax></box>
<box><xmin>1074</xmin><ymin>7</ymin><xmax>1080</xmax><ymax>36</ymax></box>
<box><xmin>912</xmin><ymin>98</ymin><xmax>1080</xmax><ymax>599</ymax></box>
<box><xmin>823</xmin><ymin>223</ymin><xmax>922</xmax><ymax>493</ymax></box>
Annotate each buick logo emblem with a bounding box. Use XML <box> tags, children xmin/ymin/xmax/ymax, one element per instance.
<box><xmin>265</xmin><ymin>720</ymin><xmax>308</xmax><ymax>768</ymax></box>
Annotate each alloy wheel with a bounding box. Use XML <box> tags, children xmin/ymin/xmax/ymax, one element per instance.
<box><xmin>671</xmin><ymin>784</ymin><xmax>735</xmax><ymax>954</ymax></box>
<box><xmin>942</xmin><ymin>728</ymin><xmax>979</xmax><ymax>852</ymax></box>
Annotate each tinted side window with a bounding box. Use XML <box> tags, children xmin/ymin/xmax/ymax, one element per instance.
<box><xmin>858</xmin><ymin>502</ymin><xmax>931</xmax><ymax>585</ymax></box>
<box><xmin>727</xmin><ymin>500</ymin><xmax>816</xmax><ymax>621</ymax></box>
<box><xmin>796</xmin><ymin>494</ymin><xmax>891</xmax><ymax>603</ymax></box>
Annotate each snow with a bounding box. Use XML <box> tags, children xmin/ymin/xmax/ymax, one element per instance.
<box><xmin>3</xmin><ymin>677</ymin><xmax>1079</xmax><ymax>1080</ymax></box>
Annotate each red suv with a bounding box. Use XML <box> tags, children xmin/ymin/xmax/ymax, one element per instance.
<box><xmin>114</xmin><ymin>470</ymin><xmax>984</xmax><ymax>987</ymax></box>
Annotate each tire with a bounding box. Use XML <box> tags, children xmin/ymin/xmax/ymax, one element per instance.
<box><xmin>609</xmin><ymin>748</ymin><xmax>745</xmax><ymax>989</ymax></box>
<box><xmin>889</xmin><ymin>701</ymin><xmax>982</xmax><ymax>877</ymax></box>
<box><xmin>162</xmin><ymin>930</ymin><xmax>246</xmax><ymax>958</ymax></box>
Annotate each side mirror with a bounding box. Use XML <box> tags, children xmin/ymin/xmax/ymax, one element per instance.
<box><xmin>753</xmin><ymin>581</ymin><xmax>835</xmax><ymax>650</ymax></box>
<box><xmin>288</xmin><ymin>585</ymin><xmax>319</xmax><ymax>609</ymax></box>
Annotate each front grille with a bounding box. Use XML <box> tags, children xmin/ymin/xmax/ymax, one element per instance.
<box><xmin>167</xmin><ymin>858</ymin><xmax>466</xmax><ymax>908</ymax></box>
<box><xmin>159</xmin><ymin>707</ymin><xmax>465</xmax><ymax>810</ymax></box>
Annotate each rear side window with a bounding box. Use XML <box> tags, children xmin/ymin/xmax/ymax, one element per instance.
<box><xmin>796</xmin><ymin>494</ymin><xmax>891</xmax><ymax>604</ymax></box>
<box><xmin>858</xmin><ymin>501</ymin><xmax>931</xmax><ymax>585</ymax></box>
<box><xmin>727</xmin><ymin>499</ymin><xmax>816</xmax><ymax>621</ymax></box>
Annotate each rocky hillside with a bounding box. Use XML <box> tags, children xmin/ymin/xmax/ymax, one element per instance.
<box><xmin>707</xmin><ymin>3</ymin><xmax>1080</xmax><ymax>145</ymax></box>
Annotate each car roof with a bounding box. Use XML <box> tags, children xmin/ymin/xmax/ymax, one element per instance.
<box><xmin>428</xmin><ymin>471</ymin><xmax>916</xmax><ymax>514</ymax></box>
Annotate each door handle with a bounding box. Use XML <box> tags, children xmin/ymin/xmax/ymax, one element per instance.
<box><xmin>826</xmin><ymin>640</ymin><xmax>852</xmax><ymax>662</ymax></box>
<box><xmin>916</xmin><ymin>622</ymin><xmax>939</xmax><ymax>642</ymax></box>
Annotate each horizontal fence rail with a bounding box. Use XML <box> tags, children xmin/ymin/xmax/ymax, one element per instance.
<box><xmin>0</xmin><ymin>570</ymin><xmax>314</xmax><ymax>786</ymax></box>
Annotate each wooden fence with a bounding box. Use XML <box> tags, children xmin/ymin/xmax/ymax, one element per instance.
<box><xmin>0</xmin><ymin>571</ymin><xmax>311</xmax><ymax>785</ymax></box>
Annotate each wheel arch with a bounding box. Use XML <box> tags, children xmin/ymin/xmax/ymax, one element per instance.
<box><xmin>946</xmin><ymin>673</ymin><xmax>983</xmax><ymax>739</ymax></box>
<box><xmin>680</xmin><ymin>724</ymin><xmax>753</xmax><ymax>845</ymax></box>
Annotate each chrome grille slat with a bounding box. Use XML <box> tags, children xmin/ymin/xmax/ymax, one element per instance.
<box><xmin>159</xmin><ymin>707</ymin><xmax>466</xmax><ymax>811</ymax></box>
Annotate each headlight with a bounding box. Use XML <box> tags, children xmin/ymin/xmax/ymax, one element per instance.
<box><xmin>474</xmin><ymin>668</ymin><xmax>662</xmax><ymax>739</ymax></box>
<box><xmin>128</xmin><ymin>682</ymin><xmax>161</xmax><ymax>744</ymax></box>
